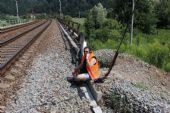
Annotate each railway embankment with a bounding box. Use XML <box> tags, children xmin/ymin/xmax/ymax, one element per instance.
<box><xmin>94</xmin><ymin>49</ymin><xmax>170</xmax><ymax>113</ymax></box>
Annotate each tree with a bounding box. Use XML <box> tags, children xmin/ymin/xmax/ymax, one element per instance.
<box><xmin>135</xmin><ymin>0</ymin><xmax>157</xmax><ymax>33</ymax></box>
<box><xmin>155</xmin><ymin>0</ymin><xmax>170</xmax><ymax>28</ymax></box>
<box><xmin>85</xmin><ymin>3</ymin><xmax>107</xmax><ymax>36</ymax></box>
<box><xmin>85</xmin><ymin>3</ymin><xmax>123</xmax><ymax>42</ymax></box>
<box><xmin>111</xmin><ymin>0</ymin><xmax>157</xmax><ymax>34</ymax></box>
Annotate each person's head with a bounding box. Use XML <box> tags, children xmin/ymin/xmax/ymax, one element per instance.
<box><xmin>84</xmin><ymin>47</ymin><xmax>91</xmax><ymax>56</ymax></box>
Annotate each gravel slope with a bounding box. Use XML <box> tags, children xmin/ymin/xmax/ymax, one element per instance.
<box><xmin>94</xmin><ymin>49</ymin><xmax>170</xmax><ymax>113</ymax></box>
<box><xmin>4</xmin><ymin>20</ymin><xmax>90</xmax><ymax>113</ymax></box>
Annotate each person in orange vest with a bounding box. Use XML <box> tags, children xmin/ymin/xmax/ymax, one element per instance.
<box><xmin>72</xmin><ymin>47</ymin><xmax>99</xmax><ymax>81</ymax></box>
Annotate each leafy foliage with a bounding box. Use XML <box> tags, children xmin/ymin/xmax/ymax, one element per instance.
<box><xmin>85</xmin><ymin>3</ymin><xmax>107</xmax><ymax>37</ymax></box>
<box><xmin>64</xmin><ymin>15</ymin><xmax>72</xmax><ymax>22</ymax></box>
<box><xmin>111</xmin><ymin>0</ymin><xmax>157</xmax><ymax>34</ymax></box>
<box><xmin>72</xmin><ymin>18</ymin><xmax>86</xmax><ymax>32</ymax></box>
<box><xmin>164</xmin><ymin>63</ymin><xmax>170</xmax><ymax>72</ymax></box>
<box><xmin>85</xmin><ymin>3</ymin><xmax>124</xmax><ymax>42</ymax></box>
<box><xmin>0</xmin><ymin>15</ymin><xmax>31</xmax><ymax>27</ymax></box>
<box><xmin>155</xmin><ymin>0</ymin><xmax>170</xmax><ymax>28</ymax></box>
<box><xmin>0</xmin><ymin>0</ymin><xmax>110</xmax><ymax>17</ymax></box>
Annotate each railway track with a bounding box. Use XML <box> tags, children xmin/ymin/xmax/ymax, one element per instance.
<box><xmin>0</xmin><ymin>20</ymin><xmax>46</xmax><ymax>46</ymax></box>
<box><xmin>0</xmin><ymin>20</ymin><xmax>51</xmax><ymax>76</ymax></box>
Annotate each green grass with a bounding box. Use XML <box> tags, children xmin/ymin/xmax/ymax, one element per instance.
<box><xmin>72</xmin><ymin>17</ymin><xmax>85</xmax><ymax>25</ymax></box>
<box><xmin>88</xmin><ymin>39</ymin><xmax>117</xmax><ymax>50</ymax></box>
<box><xmin>72</xmin><ymin>18</ymin><xmax>86</xmax><ymax>32</ymax></box>
<box><xmin>88</xmin><ymin>29</ymin><xmax>170</xmax><ymax>72</ymax></box>
<box><xmin>133</xmin><ymin>83</ymin><xmax>148</xmax><ymax>91</ymax></box>
<box><xmin>133</xmin><ymin>29</ymin><xmax>170</xmax><ymax>45</ymax></box>
<box><xmin>0</xmin><ymin>15</ymin><xmax>31</xmax><ymax>27</ymax></box>
<box><xmin>0</xmin><ymin>20</ymin><xmax>10</xmax><ymax>27</ymax></box>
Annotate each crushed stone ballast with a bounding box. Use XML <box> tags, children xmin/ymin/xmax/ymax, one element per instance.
<box><xmin>58</xmin><ymin>21</ymin><xmax>102</xmax><ymax>113</ymax></box>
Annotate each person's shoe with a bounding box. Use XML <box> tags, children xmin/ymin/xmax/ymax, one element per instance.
<box><xmin>67</xmin><ymin>77</ymin><xmax>76</xmax><ymax>83</ymax></box>
<box><xmin>67</xmin><ymin>77</ymin><xmax>84</xmax><ymax>86</ymax></box>
<box><xmin>94</xmin><ymin>77</ymin><xmax>105</xmax><ymax>83</ymax></box>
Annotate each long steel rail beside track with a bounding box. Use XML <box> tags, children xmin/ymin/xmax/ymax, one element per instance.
<box><xmin>57</xmin><ymin>18</ymin><xmax>102</xmax><ymax>113</ymax></box>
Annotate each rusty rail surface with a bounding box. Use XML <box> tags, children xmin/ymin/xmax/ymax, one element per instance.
<box><xmin>0</xmin><ymin>20</ymin><xmax>51</xmax><ymax>76</ymax></box>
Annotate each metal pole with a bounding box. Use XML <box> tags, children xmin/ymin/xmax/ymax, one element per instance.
<box><xmin>130</xmin><ymin>0</ymin><xmax>135</xmax><ymax>45</ymax></box>
<box><xmin>58</xmin><ymin>0</ymin><xmax>62</xmax><ymax>18</ymax></box>
<box><xmin>79</xmin><ymin>10</ymin><xmax>81</xmax><ymax>18</ymax></box>
<box><xmin>15</xmin><ymin>0</ymin><xmax>19</xmax><ymax>23</ymax></box>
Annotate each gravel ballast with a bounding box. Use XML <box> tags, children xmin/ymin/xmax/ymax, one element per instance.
<box><xmin>94</xmin><ymin>49</ymin><xmax>170</xmax><ymax>113</ymax></box>
<box><xmin>4</xmin><ymin>20</ymin><xmax>90</xmax><ymax>113</ymax></box>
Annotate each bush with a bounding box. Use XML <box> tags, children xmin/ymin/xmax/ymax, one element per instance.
<box><xmin>35</xmin><ymin>13</ymin><xmax>48</xmax><ymax>19</ymax></box>
<box><xmin>64</xmin><ymin>15</ymin><xmax>72</xmax><ymax>22</ymax></box>
<box><xmin>104</xmin><ymin>19</ymin><xmax>122</xmax><ymax>30</ymax></box>
<box><xmin>85</xmin><ymin>3</ymin><xmax>107</xmax><ymax>37</ymax></box>
<box><xmin>0</xmin><ymin>20</ymin><xmax>9</xmax><ymax>27</ymax></box>
<box><xmin>95</xmin><ymin>28</ymin><xmax>110</xmax><ymax>41</ymax></box>
<box><xmin>164</xmin><ymin>63</ymin><xmax>170</xmax><ymax>72</ymax></box>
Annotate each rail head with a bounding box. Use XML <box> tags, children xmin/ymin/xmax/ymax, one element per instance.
<box><xmin>0</xmin><ymin>20</ymin><xmax>51</xmax><ymax>76</ymax></box>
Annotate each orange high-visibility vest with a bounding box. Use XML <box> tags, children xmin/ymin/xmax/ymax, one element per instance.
<box><xmin>81</xmin><ymin>52</ymin><xmax>99</xmax><ymax>80</ymax></box>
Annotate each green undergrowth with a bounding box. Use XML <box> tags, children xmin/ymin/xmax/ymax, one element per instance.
<box><xmin>71</xmin><ymin>17</ymin><xmax>170</xmax><ymax>72</ymax></box>
<box><xmin>105</xmin><ymin>91</ymin><xmax>131</xmax><ymax>113</ymax></box>
<box><xmin>72</xmin><ymin>17</ymin><xmax>86</xmax><ymax>32</ymax></box>
<box><xmin>88</xmin><ymin>29</ymin><xmax>170</xmax><ymax>72</ymax></box>
<box><xmin>133</xmin><ymin>83</ymin><xmax>148</xmax><ymax>91</ymax></box>
<box><xmin>0</xmin><ymin>15</ymin><xmax>31</xmax><ymax>27</ymax></box>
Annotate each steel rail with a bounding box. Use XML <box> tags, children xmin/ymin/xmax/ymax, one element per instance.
<box><xmin>0</xmin><ymin>20</ymin><xmax>47</xmax><ymax>47</ymax></box>
<box><xmin>0</xmin><ymin>20</ymin><xmax>51</xmax><ymax>76</ymax></box>
<box><xmin>58</xmin><ymin>19</ymin><xmax>102</xmax><ymax>113</ymax></box>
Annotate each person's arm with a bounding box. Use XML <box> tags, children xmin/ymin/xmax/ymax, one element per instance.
<box><xmin>86</xmin><ymin>57</ymin><xmax>96</xmax><ymax>67</ymax></box>
<box><xmin>75</xmin><ymin>62</ymin><xmax>83</xmax><ymax>71</ymax></box>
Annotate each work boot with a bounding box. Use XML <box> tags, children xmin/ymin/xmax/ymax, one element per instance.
<box><xmin>67</xmin><ymin>77</ymin><xmax>76</xmax><ymax>83</ymax></box>
<box><xmin>67</xmin><ymin>77</ymin><xmax>85</xmax><ymax>86</ymax></box>
<box><xmin>94</xmin><ymin>77</ymin><xmax>105</xmax><ymax>83</ymax></box>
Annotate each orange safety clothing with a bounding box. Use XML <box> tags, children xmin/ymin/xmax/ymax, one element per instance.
<box><xmin>81</xmin><ymin>52</ymin><xmax>99</xmax><ymax>80</ymax></box>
